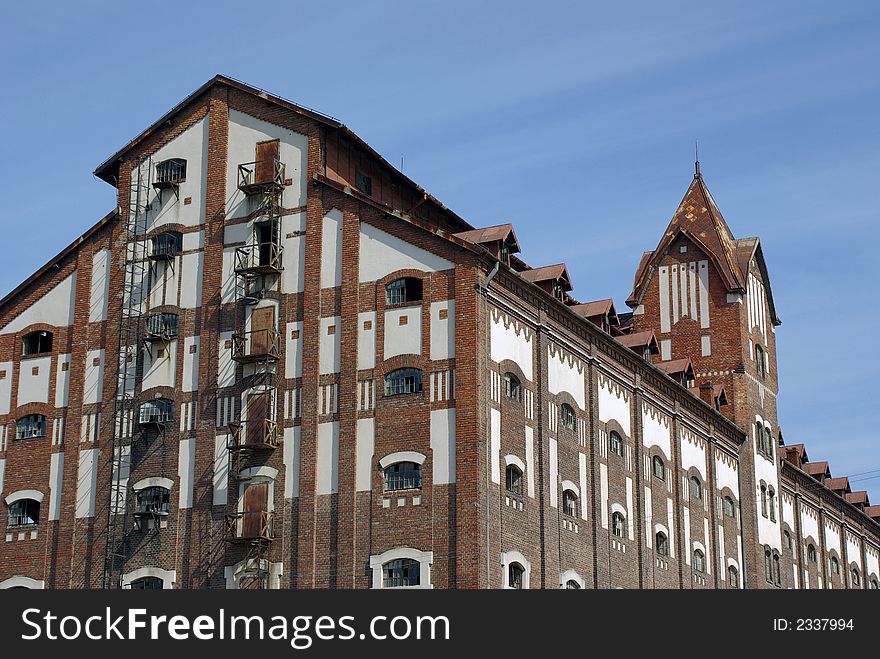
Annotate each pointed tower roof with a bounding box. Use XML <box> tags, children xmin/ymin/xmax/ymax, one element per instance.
<box><xmin>627</xmin><ymin>168</ymin><xmax>750</xmax><ymax>309</ymax></box>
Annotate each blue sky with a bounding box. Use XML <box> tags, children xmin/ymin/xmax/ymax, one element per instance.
<box><xmin>1</xmin><ymin>1</ymin><xmax>878</xmax><ymax>498</ymax></box>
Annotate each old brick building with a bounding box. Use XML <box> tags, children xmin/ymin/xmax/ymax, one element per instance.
<box><xmin>0</xmin><ymin>76</ymin><xmax>878</xmax><ymax>590</ymax></box>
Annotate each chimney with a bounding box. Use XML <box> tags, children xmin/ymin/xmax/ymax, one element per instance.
<box><xmin>698</xmin><ymin>381</ymin><xmax>714</xmax><ymax>407</ymax></box>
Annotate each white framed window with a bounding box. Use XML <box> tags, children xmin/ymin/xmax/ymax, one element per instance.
<box><xmin>369</xmin><ymin>548</ymin><xmax>433</xmax><ymax>589</ymax></box>
<box><xmin>121</xmin><ymin>567</ymin><xmax>176</xmax><ymax>589</ymax></box>
<box><xmin>559</xmin><ymin>569</ymin><xmax>585</xmax><ymax>589</ymax></box>
<box><xmin>501</xmin><ymin>550</ymin><xmax>531</xmax><ymax>589</ymax></box>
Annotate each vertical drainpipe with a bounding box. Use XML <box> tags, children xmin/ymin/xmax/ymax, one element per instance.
<box><xmin>482</xmin><ymin>261</ymin><xmax>500</xmax><ymax>587</ymax></box>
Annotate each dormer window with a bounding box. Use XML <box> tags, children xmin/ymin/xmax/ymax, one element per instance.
<box><xmin>385</xmin><ymin>278</ymin><xmax>423</xmax><ymax>305</ymax></box>
<box><xmin>154</xmin><ymin>158</ymin><xmax>187</xmax><ymax>187</ymax></box>
<box><xmin>22</xmin><ymin>330</ymin><xmax>52</xmax><ymax>356</ymax></box>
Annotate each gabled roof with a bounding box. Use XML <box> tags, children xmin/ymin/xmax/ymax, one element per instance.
<box><xmin>804</xmin><ymin>461</ymin><xmax>831</xmax><ymax>478</ymax></box>
<box><xmin>453</xmin><ymin>223</ymin><xmax>521</xmax><ymax>253</ymax></box>
<box><xmin>520</xmin><ymin>263</ymin><xmax>572</xmax><ymax>291</ymax></box>
<box><xmin>627</xmin><ymin>170</ymin><xmax>779</xmax><ymax>326</ymax></box>
<box><xmin>656</xmin><ymin>358</ymin><xmax>695</xmax><ymax>379</ymax></box>
<box><xmin>782</xmin><ymin>443</ymin><xmax>809</xmax><ymax>467</ymax></box>
<box><xmin>825</xmin><ymin>477</ymin><xmax>851</xmax><ymax>494</ymax></box>
<box><xmin>845</xmin><ymin>491</ymin><xmax>870</xmax><ymax>507</ymax></box>
<box><xmin>616</xmin><ymin>330</ymin><xmax>659</xmax><ymax>354</ymax></box>
<box><xmin>865</xmin><ymin>505</ymin><xmax>880</xmax><ymax>521</ymax></box>
<box><xmin>94</xmin><ymin>74</ymin><xmax>473</xmax><ymax>232</ymax></box>
<box><xmin>570</xmin><ymin>298</ymin><xmax>616</xmax><ymax>320</ymax></box>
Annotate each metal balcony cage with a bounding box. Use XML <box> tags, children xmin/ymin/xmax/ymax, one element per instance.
<box><xmin>150</xmin><ymin>231</ymin><xmax>183</xmax><ymax>260</ymax></box>
<box><xmin>226</xmin><ymin>510</ymin><xmax>275</xmax><ymax>542</ymax></box>
<box><xmin>237</xmin><ymin>159</ymin><xmax>286</xmax><ymax>195</ymax></box>
<box><xmin>153</xmin><ymin>158</ymin><xmax>187</xmax><ymax>189</ymax></box>
<box><xmin>228</xmin><ymin>417</ymin><xmax>279</xmax><ymax>451</ymax></box>
<box><xmin>231</xmin><ymin>328</ymin><xmax>280</xmax><ymax>363</ymax></box>
<box><xmin>145</xmin><ymin>313</ymin><xmax>179</xmax><ymax>341</ymax></box>
<box><xmin>234</xmin><ymin>240</ymin><xmax>284</xmax><ymax>275</ymax></box>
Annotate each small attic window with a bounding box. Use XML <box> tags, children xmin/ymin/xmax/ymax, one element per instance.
<box><xmin>23</xmin><ymin>330</ymin><xmax>52</xmax><ymax>356</ymax></box>
<box><xmin>355</xmin><ymin>170</ymin><xmax>372</xmax><ymax>197</ymax></box>
<box><xmin>679</xmin><ymin>245</ymin><xmax>688</xmax><ymax>254</ymax></box>
<box><xmin>155</xmin><ymin>158</ymin><xmax>187</xmax><ymax>187</ymax></box>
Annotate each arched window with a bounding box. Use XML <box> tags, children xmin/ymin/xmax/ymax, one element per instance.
<box><xmin>7</xmin><ymin>499</ymin><xmax>40</xmax><ymax>527</ymax></box>
<box><xmin>768</xmin><ymin>488</ymin><xmax>776</xmax><ymax>522</ymax></box>
<box><xmin>15</xmin><ymin>414</ymin><xmax>46</xmax><ymax>440</ymax></box>
<box><xmin>564</xmin><ymin>579</ymin><xmax>580</xmax><ymax>589</ymax></box>
<box><xmin>755</xmin><ymin>344</ymin><xmax>765</xmax><ymax>379</ymax></box>
<box><xmin>505</xmin><ymin>465</ymin><xmax>523</xmax><ymax>496</ymax></box>
<box><xmin>652</xmin><ymin>455</ymin><xmax>665</xmax><ymax>480</ymax></box>
<box><xmin>139</xmin><ymin>399</ymin><xmax>174</xmax><ymax>426</ymax></box>
<box><xmin>131</xmin><ymin>576</ymin><xmax>164</xmax><ymax>590</ymax></box>
<box><xmin>689</xmin><ymin>476</ymin><xmax>701</xmax><ymax>500</ymax></box>
<box><xmin>611</xmin><ymin>512</ymin><xmax>625</xmax><ymax>538</ymax></box>
<box><xmin>385</xmin><ymin>277</ymin><xmax>423</xmax><ymax>305</ymax></box>
<box><xmin>870</xmin><ymin>578</ymin><xmax>878</xmax><ymax>590</ymax></box>
<box><xmin>773</xmin><ymin>552</ymin><xmax>781</xmax><ymax>585</ymax></box>
<box><xmin>508</xmin><ymin>563</ymin><xmax>525</xmax><ymax>589</ymax></box>
<box><xmin>655</xmin><ymin>531</ymin><xmax>668</xmax><ymax>556</ymax></box>
<box><xmin>559</xmin><ymin>403</ymin><xmax>576</xmax><ymax>432</ymax></box>
<box><xmin>851</xmin><ymin>568</ymin><xmax>860</xmax><ymax>587</ymax></box>
<box><xmin>383</xmin><ymin>368</ymin><xmax>423</xmax><ymax>396</ymax></box>
<box><xmin>382</xmin><ymin>558</ymin><xmax>420</xmax><ymax>588</ymax></box>
<box><xmin>151</xmin><ymin>231</ymin><xmax>183</xmax><ymax>259</ymax></box>
<box><xmin>723</xmin><ymin>496</ymin><xmax>735</xmax><ymax>518</ymax></box>
<box><xmin>766</xmin><ymin>429</ymin><xmax>775</xmax><ymax>459</ymax></box>
<box><xmin>135</xmin><ymin>487</ymin><xmax>170</xmax><ymax>515</ymax></box>
<box><xmin>693</xmin><ymin>549</ymin><xmax>705</xmax><ymax>574</ymax></box>
<box><xmin>562</xmin><ymin>490</ymin><xmax>578</xmax><ymax>517</ymax></box>
<box><xmin>831</xmin><ymin>556</ymin><xmax>840</xmax><ymax>576</ymax></box>
<box><xmin>783</xmin><ymin>530</ymin><xmax>792</xmax><ymax>550</ymax></box>
<box><xmin>727</xmin><ymin>565</ymin><xmax>739</xmax><ymax>588</ymax></box>
<box><xmin>755</xmin><ymin>422</ymin><xmax>766</xmax><ymax>454</ymax></box>
<box><xmin>760</xmin><ymin>484</ymin><xmax>768</xmax><ymax>517</ymax></box>
<box><xmin>383</xmin><ymin>462</ymin><xmax>422</xmax><ymax>492</ymax></box>
<box><xmin>22</xmin><ymin>330</ymin><xmax>52</xmax><ymax>356</ymax></box>
<box><xmin>608</xmin><ymin>431</ymin><xmax>623</xmax><ymax>457</ymax></box>
<box><xmin>764</xmin><ymin>547</ymin><xmax>773</xmax><ymax>582</ymax></box>
<box><xmin>808</xmin><ymin>544</ymin><xmax>817</xmax><ymax>563</ymax></box>
<box><xmin>503</xmin><ymin>372</ymin><xmax>521</xmax><ymax>402</ymax></box>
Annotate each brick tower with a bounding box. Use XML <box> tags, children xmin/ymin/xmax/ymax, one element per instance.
<box><xmin>627</xmin><ymin>161</ymin><xmax>783</xmax><ymax>587</ymax></box>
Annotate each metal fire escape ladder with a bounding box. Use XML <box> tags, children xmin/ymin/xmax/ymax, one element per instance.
<box><xmin>102</xmin><ymin>157</ymin><xmax>153</xmax><ymax>588</ymax></box>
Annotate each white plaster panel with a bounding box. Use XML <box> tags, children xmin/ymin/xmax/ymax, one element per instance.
<box><xmin>218</xmin><ymin>331</ymin><xmax>236</xmax><ymax>388</ymax></box>
<box><xmin>658</xmin><ymin>266</ymin><xmax>670</xmax><ymax>333</ymax></box>
<box><xmin>54</xmin><ymin>354</ymin><xmax>71</xmax><ymax>408</ymax></box>
<box><xmin>179</xmin><ymin>252</ymin><xmax>204</xmax><ymax>309</ymax></box>
<box><xmin>1</xmin><ymin>271</ymin><xmax>77</xmax><ymax>334</ymax></box>
<box><xmin>221</xmin><ymin>247</ymin><xmax>237</xmax><ymax>304</ymax></box>
<box><xmin>285</xmin><ymin>321</ymin><xmax>304</xmax><ymax>379</ymax></box>
<box><xmin>579</xmin><ymin>452</ymin><xmax>588</xmax><ymax>521</ymax></box>
<box><xmin>182</xmin><ymin>336</ymin><xmax>199</xmax><ymax>392</ymax></box>
<box><xmin>356</xmin><ymin>418</ymin><xmax>375</xmax><ymax>492</ymax></box>
<box><xmin>83</xmin><ymin>350</ymin><xmax>104</xmax><ymax>406</ymax></box>
<box><xmin>429</xmin><ymin>301</ymin><xmax>455</xmax><ymax>361</ymax></box>
<box><xmin>358</xmin><ymin>222</ymin><xmax>452</xmax><ymax>282</ymax></box>
<box><xmin>227</xmin><ymin>109</ymin><xmax>308</xmax><ymax>217</ymax></box>
<box><xmin>213</xmin><ymin>435</ymin><xmax>229</xmax><ymax>506</ymax></box>
<box><xmin>319</xmin><ymin>317</ymin><xmax>341</xmax><ymax>375</ymax></box>
<box><xmin>800</xmin><ymin>506</ymin><xmax>819</xmax><ymax>541</ymax></box>
<box><xmin>641</xmin><ymin>405</ymin><xmax>671</xmax><ymax>457</ymax></box>
<box><xmin>316</xmin><ymin>421</ymin><xmax>339</xmax><ymax>495</ymax></box>
<box><xmin>660</xmin><ymin>339</ymin><xmax>672</xmax><ymax>361</ymax></box>
<box><xmin>75</xmin><ymin>448</ymin><xmax>99</xmax><ymax>518</ymax></box>
<box><xmin>178</xmin><ymin>438</ymin><xmax>195</xmax><ymax>509</ymax></box>
<box><xmin>384</xmin><ymin>307</ymin><xmax>422</xmax><ymax>358</ymax></box>
<box><xmin>284</xmin><ymin>426</ymin><xmax>301</xmax><ymax>499</ymax></box>
<box><xmin>321</xmin><ymin>208</ymin><xmax>343</xmax><ymax>289</ymax></box>
<box><xmin>430</xmin><ymin>409</ymin><xmax>455</xmax><ymax>485</ymax></box>
<box><xmin>142</xmin><ymin>340</ymin><xmax>177</xmax><ymax>391</ymax></box>
<box><xmin>715</xmin><ymin>455</ymin><xmax>739</xmax><ymax>496</ymax></box>
<box><xmin>598</xmin><ymin>377</ymin><xmax>631</xmax><ymax>437</ymax></box>
<box><xmin>182</xmin><ymin>230</ymin><xmax>204</xmax><ymax>251</ymax></box>
<box><xmin>89</xmin><ymin>248</ymin><xmax>110</xmax><ymax>323</ymax></box>
<box><xmin>547</xmin><ymin>347</ymin><xmax>585</xmax><ymax>409</ymax></box>
<box><xmin>358</xmin><ymin>312</ymin><xmax>376</xmax><ymax>370</ymax></box>
<box><xmin>549</xmin><ymin>438</ymin><xmax>558</xmax><ymax>509</ymax></box>
<box><xmin>525</xmin><ymin>425</ymin><xmax>535</xmax><ymax>498</ymax></box>
<box><xmin>490</xmin><ymin>310</ymin><xmax>533</xmax><ymax>381</ymax></box>
<box><xmin>16</xmin><ymin>355</ymin><xmax>51</xmax><ymax>406</ymax></box>
<box><xmin>490</xmin><ymin>408</ymin><xmax>501</xmax><ymax>484</ymax></box>
<box><xmin>847</xmin><ymin>535</ymin><xmax>862</xmax><ymax>570</ymax></box>
<box><xmin>281</xmin><ymin>212</ymin><xmax>307</xmax><ymax>294</ymax></box>
<box><xmin>0</xmin><ymin>361</ymin><xmax>12</xmax><ymax>415</ymax></box>
<box><xmin>49</xmin><ymin>452</ymin><xmax>64</xmax><ymax>521</ymax></box>
<box><xmin>680</xmin><ymin>435</ymin><xmax>706</xmax><ymax>479</ymax></box>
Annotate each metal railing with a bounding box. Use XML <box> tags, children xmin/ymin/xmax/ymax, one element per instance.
<box><xmin>237</xmin><ymin>159</ymin><xmax>285</xmax><ymax>194</ymax></box>
<box><xmin>234</xmin><ymin>241</ymin><xmax>283</xmax><ymax>275</ymax></box>
<box><xmin>226</xmin><ymin>511</ymin><xmax>275</xmax><ymax>542</ymax></box>
<box><xmin>230</xmin><ymin>328</ymin><xmax>280</xmax><ymax>363</ymax></box>
<box><xmin>227</xmin><ymin>417</ymin><xmax>279</xmax><ymax>451</ymax></box>
<box><xmin>145</xmin><ymin>313</ymin><xmax>179</xmax><ymax>341</ymax></box>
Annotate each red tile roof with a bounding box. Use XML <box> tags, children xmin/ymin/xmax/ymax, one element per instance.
<box><xmin>845</xmin><ymin>491</ymin><xmax>870</xmax><ymax>506</ymax></box>
<box><xmin>453</xmin><ymin>223</ymin><xmax>521</xmax><ymax>252</ymax></box>
<box><xmin>825</xmin><ymin>477</ymin><xmax>851</xmax><ymax>493</ymax></box>
<box><xmin>520</xmin><ymin>264</ymin><xmax>572</xmax><ymax>290</ymax></box>
<box><xmin>616</xmin><ymin>331</ymin><xmax>659</xmax><ymax>353</ymax></box>
<box><xmin>865</xmin><ymin>505</ymin><xmax>880</xmax><ymax>520</ymax></box>
<box><xmin>803</xmin><ymin>461</ymin><xmax>831</xmax><ymax>477</ymax></box>
<box><xmin>656</xmin><ymin>358</ymin><xmax>694</xmax><ymax>376</ymax></box>
<box><xmin>570</xmin><ymin>299</ymin><xmax>615</xmax><ymax>319</ymax></box>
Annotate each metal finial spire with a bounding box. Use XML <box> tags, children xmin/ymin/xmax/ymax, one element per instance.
<box><xmin>694</xmin><ymin>140</ymin><xmax>701</xmax><ymax>176</ymax></box>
